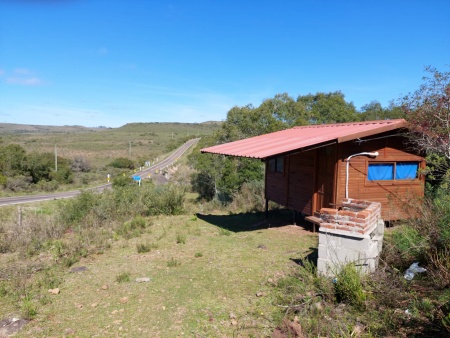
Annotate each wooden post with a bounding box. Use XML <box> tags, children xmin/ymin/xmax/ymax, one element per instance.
<box><xmin>18</xmin><ymin>207</ymin><xmax>22</xmax><ymax>227</ymax></box>
<box><xmin>265</xmin><ymin>199</ymin><xmax>269</xmax><ymax>219</ymax></box>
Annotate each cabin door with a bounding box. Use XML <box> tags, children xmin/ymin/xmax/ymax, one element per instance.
<box><xmin>314</xmin><ymin>146</ymin><xmax>335</xmax><ymax>213</ymax></box>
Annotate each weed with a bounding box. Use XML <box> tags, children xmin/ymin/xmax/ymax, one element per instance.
<box><xmin>21</xmin><ymin>295</ymin><xmax>38</xmax><ymax>320</ymax></box>
<box><xmin>176</xmin><ymin>232</ymin><xmax>186</xmax><ymax>244</ymax></box>
<box><xmin>116</xmin><ymin>272</ymin><xmax>131</xmax><ymax>283</ymax></box>
<box><xmin>195</xmin><ymin>252</ymin><xmax>203</xmax><ymax>258</ymax></box>
<box><xmin>167</xmin><ymin>258</ymin><xmax>181</xmax><ymax>267</ymax></box>
<box><xmin>136</xmin><ymin>242</ymin><xmax>152</xmax><ymax>253</ymax></box>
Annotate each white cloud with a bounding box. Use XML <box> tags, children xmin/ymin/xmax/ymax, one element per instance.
<box><xmin>14</xmin><ymin>68</ymin><xmax>30</xmax><ymax>75</ymax></box>
<box><xmin>6</xmin><ymin>77</ymin><xmax>43</xmax><ymax>86</ymax></box>
<box><xmin>2</xmin><ymin>68</ymin><xmax>44</xmax><ymax>86</ymax></box>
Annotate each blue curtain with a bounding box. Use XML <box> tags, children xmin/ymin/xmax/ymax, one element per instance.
<box><xmin>368</xmin><ymin>163</ymin><xmax>394</xmax><ymax>180</ymax></box>
<box><xmin>396</xmin><ymin>162</ymin><xmax>418</xmax><ymax>180</ymax></box>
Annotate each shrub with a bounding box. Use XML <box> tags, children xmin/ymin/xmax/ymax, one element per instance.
<box><xmin>112</xmin><ymin>175</ymin><xmax>133</xmax><ymax>188</ymax></box>
<box><xmin>109</xmin><ymin>157</ymin><xmax>135</xmax><ymax>169</ymax></box>
<box><xmin>59</xmin><ymin>191</ymin><xmax>97</xmax><ymax>225</ymax></box>
<box><xmin>334</xmin><ymin>263</ymin><xmax>366</xmax><ymax>310</ymax></box>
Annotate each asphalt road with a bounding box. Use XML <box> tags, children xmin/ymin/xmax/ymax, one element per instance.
<box><xmin>0</xmin><ymin>138</ymin><xmax>200</xmax><ymax>207</ymax></box>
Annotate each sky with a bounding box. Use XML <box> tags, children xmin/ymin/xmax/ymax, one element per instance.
<box><xmin>0</xmin><ymin>1</ymin><xmax>449</xmax><ymax>128</ymax></box>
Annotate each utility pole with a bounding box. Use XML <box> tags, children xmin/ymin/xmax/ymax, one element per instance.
<box><xmin>55</xmin><ymin>145</ymin><xmax>58</xmax><ymax>171</ymax></box>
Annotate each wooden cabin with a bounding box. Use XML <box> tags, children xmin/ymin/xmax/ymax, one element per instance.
<box><xmin>202</xmin><ymin>120</ymin><xmax>425</xmax><ymax>221</ymax></box>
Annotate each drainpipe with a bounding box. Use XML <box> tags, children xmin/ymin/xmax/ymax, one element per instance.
<box><xmin>345</xmin><ymin>152</ymin><xmax>379</xmax><ymax>199</ymax></box>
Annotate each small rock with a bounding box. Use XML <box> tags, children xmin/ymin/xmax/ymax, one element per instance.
<box><xmin>76</xmin><ymin>304</ymin><xmax>83</xmax><ymax>309</ymax></box>
<box><xmin>311</xmin><ymin>301</ymin><xmax>323</xmax><ymax>312</ymax></box>
<box><xmin>267</xmin><ymin>278</ymin><xmax>274</xmax><ymax>284</ymax></box>
<box><xmin>256</xmin><ymin>291</ymin><xmax>265</xmax><ymax>297</ymax></box>
<box><xmin>229</xmin><ymin>312</ymin><xmax>236</xmax><ymax>319</ymax></box>
<box><xmin>101</xmin><ymin>284</ymin><xmax>109</xmax><ymax>290</ymax></box>
<box><xmin>162</xmin><ymin>306</ymin><xmax>166</xmax><ymax>311</ymax></box>
<box><xmin>91</xmin><ymin>303</ymin><xmax>98</xmax><ymax>308</ymax></box>
<box><xmin>257</xmin><ymin>244</ymin><xmax>267</xmax><ymax>250</ymax></box>
<box><xmin>230</xmin><ymin>319</ymin><xmax>237</xmax><ymax>326</ymax></box>
<box><xmin>64</xmin><ymin>328</ymin><xmax>75</xmax><ymax>335</ymax></box>
<box><xmin>135</xmin><ymin>277</ymin><xmax>151</xmax><ymax>283</ymax></box>
<box><xmin>48</xmin><ymin>288</ymin><xmax>60</xmax><ymax>295</ymax></box>
<box><xmin>69</xmin><ymin>266</ymin><xmax>88</xmax><ymax>273</ymax></box>
<box><xmin>111</xmin><ymin>310</ymin><xmax>118</xmax><ymax>315</ymax></box>
<box><xmin>119</xmin><ymin>297</ymin><xmax>128</xmax><ymax>304</ymax></box>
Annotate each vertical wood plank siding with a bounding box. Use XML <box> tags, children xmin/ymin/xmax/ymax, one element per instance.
<box><xmin>335</xmin><ymin>134</ymin><xmax>425</xmax><ymax>220</ymax></box>
<box><xmin>265</xmin><ymin>132</ymin><xmax>424</xmax><ymax>221</ymax></box>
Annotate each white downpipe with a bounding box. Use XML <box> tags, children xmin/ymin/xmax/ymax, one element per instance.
<box><xmin>345</xmin><ymin>152</ymin><xmax>379</xmax><ymax>199</ymax></box>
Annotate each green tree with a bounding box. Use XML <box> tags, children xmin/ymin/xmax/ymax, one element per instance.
<box><xmin>0</xmin><ymin>144</ymin><xmax>27</xmax><ymax>176</ymax></box>
<box><xmin>402</xmin><ymin>66</ymin><xmax>450</xmax><ymax>160</ymax></box>
<box><xmin>358</xmin><ymin>100</ymin><xmax>406</xmax><ymax>121</ymax></box>
<box><xmin>297</xmin><ymin>91</ymin><xmax>357</xmax><ymax>124</ymax></box>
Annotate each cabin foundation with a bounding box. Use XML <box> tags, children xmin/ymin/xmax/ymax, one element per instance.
<box><xmin>317</xmin><ymin>198</ymin><xmax>384</xmax><ymax>275</ymax></box>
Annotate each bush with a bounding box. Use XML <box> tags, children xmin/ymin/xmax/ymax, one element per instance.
<box><xmin>112</xmin><ymin>175</ymin><xmax>133</xmax><ymax>188</ymax></box>
<box><xmin>59</xmin><ymin>191</ymin><xmax>98</xmax><ymax>225</ymax></box>
<box><xmin>334</xmin><ymin>263</ymin><xmax>366</xmax><ymax>310</ymax></box>
<box><xmin>109</xmin><ymin>157</ymin><xmax>135</xmax><ymax>169</ymax></box>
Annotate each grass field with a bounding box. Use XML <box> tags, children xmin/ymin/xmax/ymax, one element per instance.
<box><xmin>0</xmin><ymin>122</ymin><xmax>220</xmax><ymax>168</ymax></box>
<box><xmin>4</xmin><ymin>209</ymin><xmax>317</xmax><ymax>337</ymax></box>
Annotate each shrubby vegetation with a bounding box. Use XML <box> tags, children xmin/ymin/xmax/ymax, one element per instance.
<box><xmin>0</xmin><ymin>144</ymin><xmax>76</xmax><ymax>192</ymax></box>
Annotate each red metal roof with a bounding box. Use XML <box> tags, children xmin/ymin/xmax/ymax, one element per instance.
<box><xmin>201</xmin><ymin>119</ymin><xmax>407</xmax><ymax>159</ymax></box>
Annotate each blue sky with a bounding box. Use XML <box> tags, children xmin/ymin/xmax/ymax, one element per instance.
<box><xmin>0</xmin><ymin>1</ymin><xmax>449</xmax><ymax>127</ymax></box>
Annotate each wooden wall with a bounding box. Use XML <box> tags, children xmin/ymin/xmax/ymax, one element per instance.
<box><xmin>335</xmin><ymin>133</ymin><xmax>425</xmax><ymax>220</ymax></box>
<box><xmin>265</xmin><ymin>132</ymin><xmax>425</xmax><ymax>221</ymax></box>
<box><xmin>287</xmin><ymin>151</ymin><xmax>315</xmax><ymax>215</ymax></box>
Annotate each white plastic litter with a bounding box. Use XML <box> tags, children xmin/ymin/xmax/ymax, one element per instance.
<box><xmin>404</xmin><ymin>262</ymin><xmax>426</xmax><ymax>281</ymax></box>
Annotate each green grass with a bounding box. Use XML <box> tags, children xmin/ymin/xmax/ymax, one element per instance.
<box><xmin>6</xmin><ymin>213</ymin><xmax>316</xmax><ymax>337</ymax></box>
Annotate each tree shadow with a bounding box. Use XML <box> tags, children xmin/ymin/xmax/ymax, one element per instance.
<box><xmin>196</xmin><ymin>208</ymin><xmax>316</xmax><ymax>233</ymax></box>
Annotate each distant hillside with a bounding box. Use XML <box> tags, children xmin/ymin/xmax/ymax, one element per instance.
<box><xmin>117</xmin><ymin>122</ymin><xmax>220</xmax><ymax>134</ymax></box>
<box><xmin>0</xmin><ymin>123</ymin><xmax>103</xmax><ymax>134</ymax></box>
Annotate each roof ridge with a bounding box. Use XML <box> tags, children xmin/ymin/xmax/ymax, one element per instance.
<box><xmin>292</xmin><ymin>119</ymin><xmax>405</xmax><ymax>129</ymax></box>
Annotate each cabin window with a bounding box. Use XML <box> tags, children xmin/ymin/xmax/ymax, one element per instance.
<box><xmin>368</xmin><ymin>162</ymin><xmax>419</xmax><ymax>181</ymax></box>
<box><xmin>269</xmin><ymin>157</ymin><xmax>284</xmax><ymax>173</ymax></box>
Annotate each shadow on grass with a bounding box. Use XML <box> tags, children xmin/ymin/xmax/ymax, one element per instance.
<box><xmin>196</xmin><ymin>208</ymin><xmax>316</xmax><ymax>233</ymax></box>
<box><xmin>290</xmin><ymin>247</ymin><xmax>319</xmax><ymax>267</ymax></box>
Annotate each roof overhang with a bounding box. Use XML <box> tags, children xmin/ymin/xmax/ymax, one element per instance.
<box><xmin>201</xmin><ymin>119</ymin><xmax>408</xmax><ymax>160</ymax></box>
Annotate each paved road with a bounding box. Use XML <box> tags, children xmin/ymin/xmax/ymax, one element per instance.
<box><xmin>0</xmin><ymin>138</ymin><xmax>199</xmax><ymax>207</ymax></box>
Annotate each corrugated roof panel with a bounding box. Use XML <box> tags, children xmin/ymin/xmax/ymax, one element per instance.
<box><xmin>201</xmin><ymin>119</ymin><xmax>407</xmax><ymax>159</ymax></box>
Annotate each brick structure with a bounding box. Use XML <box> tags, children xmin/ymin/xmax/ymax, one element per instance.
<box><xmin>317</xmin><ymin>198</ymin><xmax>384</xmax><ymax>276</ymax></box>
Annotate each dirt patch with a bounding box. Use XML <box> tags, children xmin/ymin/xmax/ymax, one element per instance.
<box><xmin>0</xmin><ymin>318</ymin><xmax>29</xmax><ymax>337</ymax></box>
